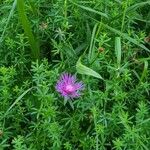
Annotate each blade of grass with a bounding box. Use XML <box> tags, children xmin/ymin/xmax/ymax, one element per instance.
<box><xmin>110</xmin><ymin>1</ymin><xmax>150</xmax><ymax>23</ymax></box>
<box><xmin>88</xmin><ymin>23</ymin><xmax>98</xmax><ymax>63</ymax></box>
<box><xmin>126</xmin><ymin>1</ymin><xmax>150</xmax><ymax>12</ymax></box>
<box><xmin>132</xmin><ymin>70</ymin><xmax>140</xmax><ymax>81</ymax></box>
<box><xmin>76</xmin><ymin>57</ymin><xmax>103</xmax><ymax>79</ymax></box>
<box><xmin>138</xmin><ymin>57</ymin><xmax>150</xmax><ymax>62</ymax></box>
<box><xmin>103</xmin><ymin>23</ymin><xmax>150</xmax><ymax>52</ymax></box>
<box><xmin>4</xmin><ymin>87</ymin><xmax>33</xmax><ymax>118</ymax></box>
<box><xmin>115</xmin><ymin>37</ymin><xmax>121</xmax><ymax>68</ymax></box>
<box><xmin>135</xmin><ymin>18</ymin><xmax>150</xmax><ymax>24</ymax></box>
<box><xmin>17</xmin><ymin>0</ymin><xmax>40</xmax><ymax>60</ymax></box>
<box><xmin>0</xmin><ymin>0</ymin><xmax>17</xmax><ymax>45</ymax></box>
<box><xmin>88</xmin><ymin>16</ymin><xmax>150</xmax><ymax>52</ymax></box>
<box><xmin>69</xmin><ymin>0</ymin><xmax>108</xmax><ymax>18</ymax></box>
<box><xmin>140</xmin><ymin>60</ymin><xmax>148</xmax><ymax>83</ymax></box>
<box><xmin>114</xmin><ymin>0</ymin><xmax>122</xmax><ymax>4</ymax></box>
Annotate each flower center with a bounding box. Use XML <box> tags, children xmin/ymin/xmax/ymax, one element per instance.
<box><xmin>65</xmin><ymin>84</ymin><xmax>75</xmax><ymax>93</ymax></box>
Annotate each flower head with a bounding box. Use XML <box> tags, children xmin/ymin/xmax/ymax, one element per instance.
<box><xmin>56</xmin><ymin>73</ymin><xmax>84</xmax><ymax>99</ymax></box>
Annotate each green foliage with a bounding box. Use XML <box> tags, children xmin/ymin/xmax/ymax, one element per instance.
<box><xmin>0</xmin><ymin>0</ymin><xmax>150</xmax><ymax>149</ymax></box>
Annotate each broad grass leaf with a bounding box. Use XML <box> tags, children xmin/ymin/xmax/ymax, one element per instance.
<box><xmin>17</xmin><ymin>0</ymin><xmax>40</xmax><ymax>60</ymax></box>
<box><xmin>76</xmin><ymin>57</ymin><xmax>103</xmax><ymax>79</ymax></box>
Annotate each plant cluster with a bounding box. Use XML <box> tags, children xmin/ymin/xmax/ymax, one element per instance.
<box><xmin>0</xmin><ymin>0</ymin><xmax>150</xmax><ymax>149</ymax></box>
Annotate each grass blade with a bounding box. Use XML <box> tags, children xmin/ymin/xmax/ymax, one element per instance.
<box><xmin>126</xmin><ymin>1</ymin><xmax>150</xmax><ymax>12</ymax></box>
<box><xmin>103</xmin><ymin>24</ymin><xmax>150</xmax><ymax>52</ymax></box>
<box><xmin>115</xmin><ymin>37</ymin><xmax>121</xmax><ymax>68</ymax></box>
<box><xmin>17</xmin><ymin>0</ymin><xmax>40</xmax><ymax>60</ymax></box>
<box><xmin>70</xmin><ymin>1</ymin><xmax>108</xmax><ymax>18</ymax></box>
<box><xmin>110</xmin><ymin>1</ymin><xmax>150</xmax><ymax>24</ymax></box>
<box><xmin>0</xmin><ymin>0</ymin><xmax>17</xmax><ymax>44</ymax></box>
<box><xmin>135</xmin><ymin>18</ymin><xmax>150</xmax><ymax>24</ymax></box>
<box><xmin>140</xmin><ymin>60</ymin><xmax>148</xmax><ymax>83</ymax></box>
<box><xmin>4</xmin><ymin>87</ymin><xmax>33</xmax><ymax>118</ymax></box>
<box><xmin>88</xmin><ymin>23</ymin><xmax>98</xmax><ymax>62</ymax></box>
<box><xmin>76</xmin><ymin>57</ymin><xmax>103</xmax><ymax>79</ymax></box>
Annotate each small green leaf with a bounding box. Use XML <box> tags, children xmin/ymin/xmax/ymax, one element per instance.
<box><xmin>68</xmin><ymin>100</ymin><xmax>74</xmax><ymax>110</ymax></box>
<box><xmin>64</xmin><ymin>98</ymin><xmax>68</xmax><ymax>106</ymax></box>
<box><xmin>76</xmin><ymin>57</ymin><xmax>103</xmax><ymax>79</ymax></box>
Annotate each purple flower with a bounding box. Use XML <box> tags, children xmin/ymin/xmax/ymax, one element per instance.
<box><xmin>56</xmin><ymin>73</ymin><xmax>84</xmax><ymax>99</ymax></box>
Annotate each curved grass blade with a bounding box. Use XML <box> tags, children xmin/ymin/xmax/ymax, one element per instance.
<box><xmin>17</xmin><ymin>0</ymin><xmax>40</xmax><ymax>60</ymax></box>
<box><xmin>0</xmin><ymin>0</ymin><xmax>17</xmax><ymax>44</ymax></box>
<box><xmin>76</xmin><ymin>57</ymin><xmax>103</xmax><ymax>79</ymax></box>
<box><xmin>140</xmin><ymin>60</ymin><xmax>148</xmax><ymax>83</ymax></box>
<box><xmin>110</xmin><ymin>1</ymin><xmax>150</xmax><ymax>23</ymax></box>
<box><xmin>4</xmin><ymin>87</ymin><xmax>33</xmax><ymax>118</ymax></box>
<box><xmin>126</xmin><ymin>1</ymin><xmax>150</xmax><ymax>12</ymax></box>
<box><xmin>135</xmin><ymin>18</ymin><xmax>150</xmax><ymax>24</ymax></box>
<box><xmin>103</xmin><ymin>24</ymin><xmax>150</xmax><ymax>52</ymax></box>
<box><xmin>69</xmin><ymin>0</ymin><xmax>108</xmax><ymax>18</ymax></box>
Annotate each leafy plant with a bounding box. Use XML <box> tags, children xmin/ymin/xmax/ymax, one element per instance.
<box><xmin>0</xmin><ymin>0</ymin><xmax>150</xmax><ymax>149</ymax></box>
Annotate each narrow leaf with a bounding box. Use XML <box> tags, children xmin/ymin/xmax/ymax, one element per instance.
<box><xmin>103</xmin><ymin>24</ymin><xmax>150</xmax><ymax>52</ymax></box>
<box><xmin>115</xmin><ymin>37</ymin><xmax>121</xmax><ymax>67</ymax></box>
<box><xmin>0</xmin><ymin>0</ymin><xmax>17</xmax><ymax>44</ymax></box>
<box><xmin>76</xmin><ymin>57</ymin><xmax>103</xmax><ymax>79</ymax></box>
<box><xmin>4</xmin><ymin>87</ymin><xmax>33</xmax><ymax>117</ymax></box>
<box><xmin>17</xmin><ymin>0</ymin><xmax>40</xmax><ymax>60</ymax></box>
<box><xmin>70</xmin><ymin>1</ymin><xmax>108</xmax><ymax>18</ymax></box>
<box><xmin>127</xmin><ymin>1</ymin><xmax>150</xmax><ymax>12</ymax></box>
<box><xmin>140</xmin><ymin>60</ymin><xmax>148</xmax><ymax>83</ymax></box>
<box><xmin>88</xmin><ymin>23</ymin><xmax>98</xmax><ymax>62</ymax></box>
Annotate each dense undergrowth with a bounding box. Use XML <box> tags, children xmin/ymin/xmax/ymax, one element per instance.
<box><xmin>0</xmin><ymin>0</ymin><xmax>150</xmax><ymax>149</ymax></box>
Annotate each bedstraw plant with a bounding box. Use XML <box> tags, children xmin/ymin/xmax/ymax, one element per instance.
<box><xmin>0</xmin><ymin>0</ymin><xmax>150</xmax><ymax>149</ymax></box>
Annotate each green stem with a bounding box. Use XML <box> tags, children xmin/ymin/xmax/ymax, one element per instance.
<box><xmin>64</xmin><ymin>0</ymin><xmax>68</xmax><ymax>31</ymax></box>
